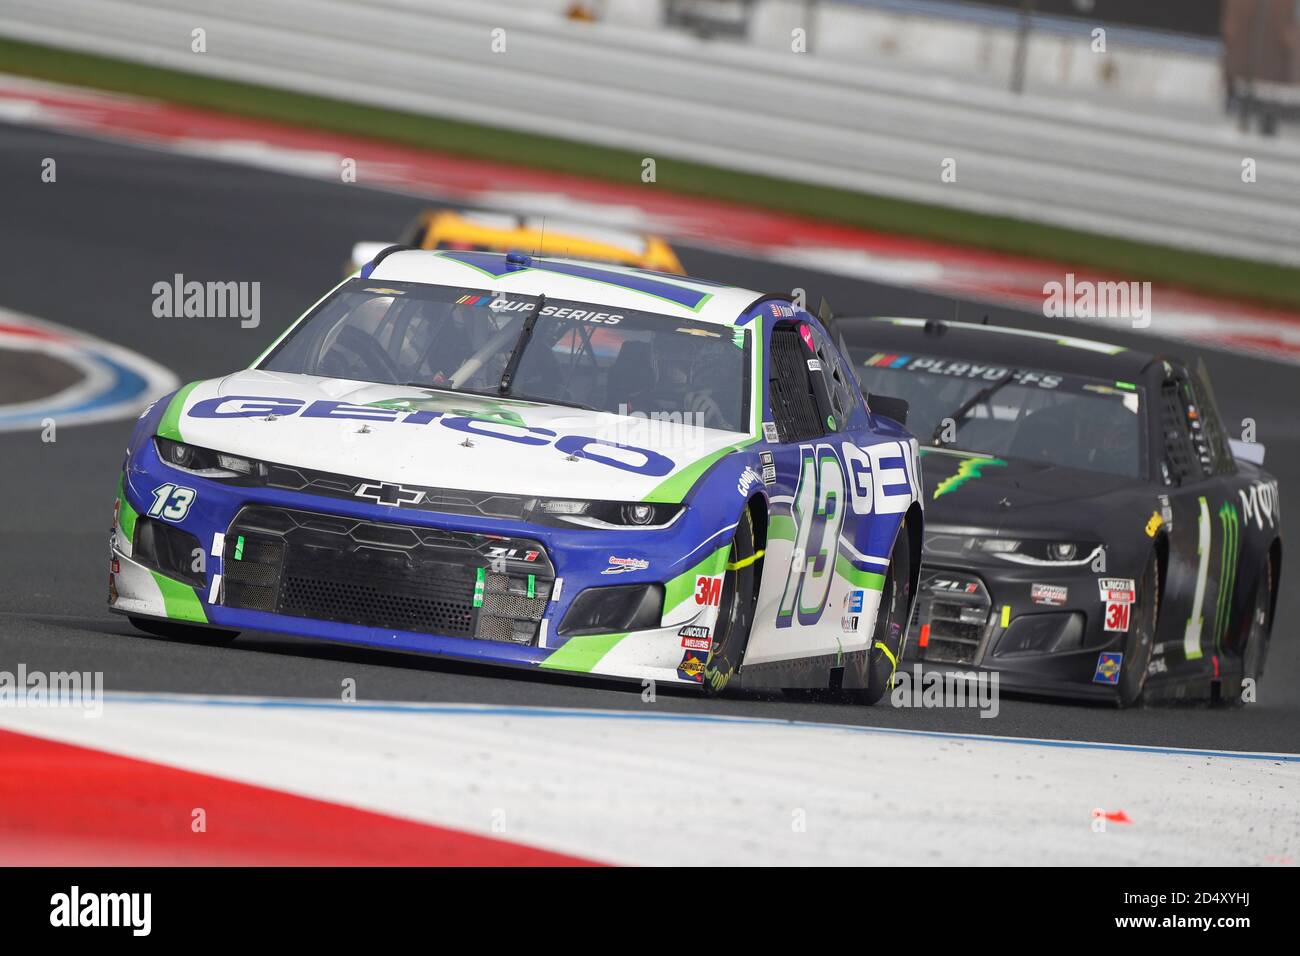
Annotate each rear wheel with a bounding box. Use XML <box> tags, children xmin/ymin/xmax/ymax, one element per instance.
<box><xmin>1228</xmin><ymin>555</ymin><xmax>1273</xmax><ymax>705</ymax></box>
<box><xmin>701</xmin><ymin>509</ymin><xmax>759</xmax><ymax>696</ymax></box>
<box><xmin>128</xmin><ymin>615</ymin><xmax>240</xmax><ymax>646</ymax></box>
<box><xmin>1117</xmin><ymin>553</ymin><xmax>1159</xmax><ymax>708</ymax></box>
<box><xmin>857</xmin><ymin>519</ymin><xmax>912</xmax><ymax>706</ymax></box>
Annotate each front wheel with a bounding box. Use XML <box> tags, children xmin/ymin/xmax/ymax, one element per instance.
<box><xmin>701</xmin><ymin>509</ymin><xmax>759</xmax><ymax>696</ymax></box>
<box><xmin>1227</xmin><ymin>555</ymin><xmax>1273</xmax><ymax>705</ymax></box>
<box><xmin>1117</xmin><ymin>553</ymin><xmax>1160</xmax><ymax>708</ymax></box>
<box><xmin>856</xmin><ymin>518</ymin><xmax>912</xmax><ymax>706</ymax></box>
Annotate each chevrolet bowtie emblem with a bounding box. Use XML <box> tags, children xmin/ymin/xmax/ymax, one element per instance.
<box><xmin>355</xmin><ymin>482</ymin><xmax>424</xmax><ymax>506</ymax></box>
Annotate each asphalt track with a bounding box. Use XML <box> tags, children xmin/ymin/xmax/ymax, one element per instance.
<box><xmin>2</xmin><ymin>120</ymin><xmax>1297</xmax><ymax>753</ymax></box>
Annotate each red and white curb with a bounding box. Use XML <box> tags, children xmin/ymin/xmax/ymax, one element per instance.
<box><xmin>4</xmin><ymin>74</ymin><xmax>1300</xmax><ymax>364</ymax></box>
<box><xmin>1</xmin><ymin>694</ymin><xmax>1296</xmax><ymax>866</ymax></box>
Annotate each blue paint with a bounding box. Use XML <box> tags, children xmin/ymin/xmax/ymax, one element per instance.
<box><xmin>436</xmin><ymin>251</ymin><xmax>714</xmax><ymax>311</ymax></box>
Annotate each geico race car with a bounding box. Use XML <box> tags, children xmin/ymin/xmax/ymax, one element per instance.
<box><xmin>109</xmin><ymin>250</ymin><xmax>922</xmax><ymax>700</ymax></box>
<box><xmin>346</xmin><ymin>208</ymin><xmax>685</xmax><ymax>276</ymax></box>
<box><xmin>842</xmin><ymin>317</ymin><xmax>1281</xmax><ymax>706</ymax></box>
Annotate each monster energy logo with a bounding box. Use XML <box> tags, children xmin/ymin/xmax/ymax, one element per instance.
<box><xmin>1214</xmin><ymin>502</ymin><xmax>1240</xmax><ymax>647</ymax></box>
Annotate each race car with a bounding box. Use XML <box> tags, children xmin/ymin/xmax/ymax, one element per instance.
<box><xmin>109</xmin><ymin>249</ymin><xmax>922</xmax><ymax>701</ymax></box>
<box><xmin>842</xmin><ymin>317</ymin><xmax>1281</xmax><ymax>706</ymax></box>
<box><xmin>346</xmin><ymin>208</ymin><xmax>685</xmax><ymax>276</ymax></box>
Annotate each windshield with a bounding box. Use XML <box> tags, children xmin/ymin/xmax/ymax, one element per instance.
<box><xmin>853</xmin><ymin>352</ymin><xmax>1145</xmax><ymax>479</ymax></box>
<box><xmin>260</xmin><ymin>280</ymin><xmax>750</xmax><ymax>432</ymax></box>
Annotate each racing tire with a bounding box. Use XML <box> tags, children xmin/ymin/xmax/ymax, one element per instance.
<box><xmin>1227</xmin><ymin>554</ymin><xmax>1273</xmax><ymax>706</ymax></box>
<box><xmin>701</xmin><ymin>508</ymin><xmax>759</xmax><ymax>696</ymax></box>
<box><xmin>857</xmin><ymin>518</ymin><xmax>912</xmax><ymax>706</ymax></box>
<box><xmin>128</xmin><ymin>615</ymin><xmax>240</xmax><ymax>646</ymax></box>
<box><xmin>1117</xmin><ymin>553</ymin><xmax>1160</xmax><ymax>708</ymax></box>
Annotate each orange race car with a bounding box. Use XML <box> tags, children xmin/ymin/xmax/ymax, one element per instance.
<box><xmin>347</xmin><ymin>208</ymin><xmax>685</xmax><ymax>276</ymax></box>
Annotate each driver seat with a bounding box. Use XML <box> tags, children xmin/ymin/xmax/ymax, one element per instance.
<box><xmin>604</xmin><ymin>340</ymin><xmax>655</xmax><ymax>414</ymax></box>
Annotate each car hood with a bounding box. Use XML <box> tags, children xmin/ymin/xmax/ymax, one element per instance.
<box><xmin>920</xmin><ymin>449</ymin><xmax>1144</xmax><ymax>533</ymax></box>
<box><xmin>165</xmin><ymin>370</ymin><xmax>747</xmax><ymax>501</ymax></box>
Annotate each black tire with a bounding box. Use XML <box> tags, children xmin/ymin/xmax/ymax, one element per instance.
<box><xmin>701</xmin><ymin>508</ymin><xmax>759</xmax><ymax>696</ymax></box>
<box><xmin>1228</xmin><ymin>555</ymin><xmax>1273</xmax><ymax>705</ymax></box>
<box><xmin>128</xmin><ymin>615</ymin><xmax>240</xmax><ymax>646</ymax></box>
<box><xmin>1117</xmin><ymin>553</ymin><xmax>1160</xmax><ymax>708</ymax></box>
<box><xmin>858</xmin><ymin>518</ymin><xmax>912</xmax><ymax>706</ymax></box>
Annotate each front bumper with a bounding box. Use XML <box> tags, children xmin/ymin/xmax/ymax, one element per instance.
<box><xmin>109</xmin><ymin>439</ymin><xmax>731</xmax><ymax>686</ymax></box>
<box><xmin>904</xmin><ymin>560</ymin><xmax>1132</xmax><ymax>700</ymax></box>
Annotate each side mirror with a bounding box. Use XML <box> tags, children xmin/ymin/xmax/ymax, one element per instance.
<box><xmin>1229</xmin><ymin>438</ymin><xmax>1266</xmax><ymax>466</ymax></box>
<box><xmin>868</xmin><ymin>393</ymin><xmax>909</xmax><ymax>427</ymax></box>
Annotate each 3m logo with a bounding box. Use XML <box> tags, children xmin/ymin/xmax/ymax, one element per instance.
<box><xmin>695</xmin><ymin>576</ymin><xmax>722</xmax><ymax>607</ymax></box>
<box><xmin>1104</xmin><ymin>601</ymin><xmax>1131</xmax><ymax>632</ymax></box>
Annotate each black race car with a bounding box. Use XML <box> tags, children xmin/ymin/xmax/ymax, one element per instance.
<box><xmin>838</xmin><ymin>317</ymin><xmax>1281</xmax><ymax>705</ymax></box>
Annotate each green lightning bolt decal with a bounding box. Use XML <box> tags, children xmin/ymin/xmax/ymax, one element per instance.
<box><xmin>931</xmin><ymin>457</ymin><xmax>1007</xmax><ymax>500</ymax></box>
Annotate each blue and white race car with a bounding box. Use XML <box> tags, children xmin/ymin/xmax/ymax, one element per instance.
<box><xmin>109</xmin><ymin>249</ymin><xmax>923</xmax><ymax>701</ymax></box>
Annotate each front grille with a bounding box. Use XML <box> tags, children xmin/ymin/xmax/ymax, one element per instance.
<box><xmin>262</xmin><ymin>464</ymin><xmax>534</xmax><ymax>520</ymax></box>
<box><xmin>221</xmin><ymin>506</ymin><xmax>553</xmax><ymax>643</ymax></box>
<box><xmin>906</xmin><ymin>570</ymin><xmax>992</xmax><ymax>665</ymax></box>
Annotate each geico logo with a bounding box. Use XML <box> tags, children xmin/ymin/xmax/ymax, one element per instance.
<box><xmin>840</xmin><ymin>439</ymin><xmax>915</xmax><ymax>516</ymax></box>
<box><xmin>186</xmin><ymin>396</ymin><xmax>674</xmax><ymax>476</ymax></box>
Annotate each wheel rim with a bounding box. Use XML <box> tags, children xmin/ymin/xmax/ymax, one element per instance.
<box><xmin>872</xmin><ymin>563</ymin><xmax>902</xmax><ymax>676</ymax></box>
<box><xmin>708</xmin><ymin>541</ymin><xmax>743</xmax><ymax>669</ymax></box>
<box><xmin>1121</xmin><ymin>558</ymin><xmax>1159</xmax><ymax>700</ymax></box>
<box><xmin>1243</xmin><ymin>563</ymin><xmax>1271</xmax><ymax>679</ymax></box>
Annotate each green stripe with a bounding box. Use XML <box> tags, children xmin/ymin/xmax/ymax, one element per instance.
<box><xmin>769</xmin><ymin>514</ymin><xmax>796</xmax><ymax>542</ymax></box>
<box><xmin>151</xmin><ymin>572</ymin><xmax>208</xmax><ymax>623</ymax></box>
<box><xmin>116</xmin><ymin>473</ymin><xmax>138</xmax><ymax>543</ymax></box>
<box><xmin>835</xmin><ymin>553</ymin><xmax>885</xmax><ymax>591</ymax></box>
<box><xmin>642</xmin><ymin>440</ymin><xmax>755</xmax><ymax>503</ymax></box>
<box><xmin>664</xmin><ymin>543</ymin><xmax>731</xmax><ymax>614</ymax></box>
<box><xmin>156</xmin><ymin>381</ymin><xmax>200</xmax><ymax>442</ymax></box>
<box><xmin>539</xmin><ymin>632</ymin><xmax>627</xmax><ymax>672</ymax></box>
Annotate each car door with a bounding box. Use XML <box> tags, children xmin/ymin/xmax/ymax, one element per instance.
<box><xmin>1153</xmin><ymin>363</ymin><xmax>1243</xmax><ymax>677</ymax></box>
<box><xmin>1186</xmin><ymin>360</ymin><xmax>1277</xmax><ymax>662</ymax></box>
<box><xmin>746</xmin><ymin>316</ymin><xmax>917</xmax><ymax>678</ymax></box>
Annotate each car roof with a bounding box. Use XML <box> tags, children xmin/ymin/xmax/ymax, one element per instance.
<box><xmin>838</xmin><ymin>317</ymin><xmax>1160</xmax><ymax>381</ymax></box>
<box><xmin>428</xmin><ymin>209</ymin><xmax>654</xmax><ymax>256</ymax></box>
<box><xmin>370</xmin><ymin>249</ymin><xmax>761</xmax><ymax>324</ymax></box>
